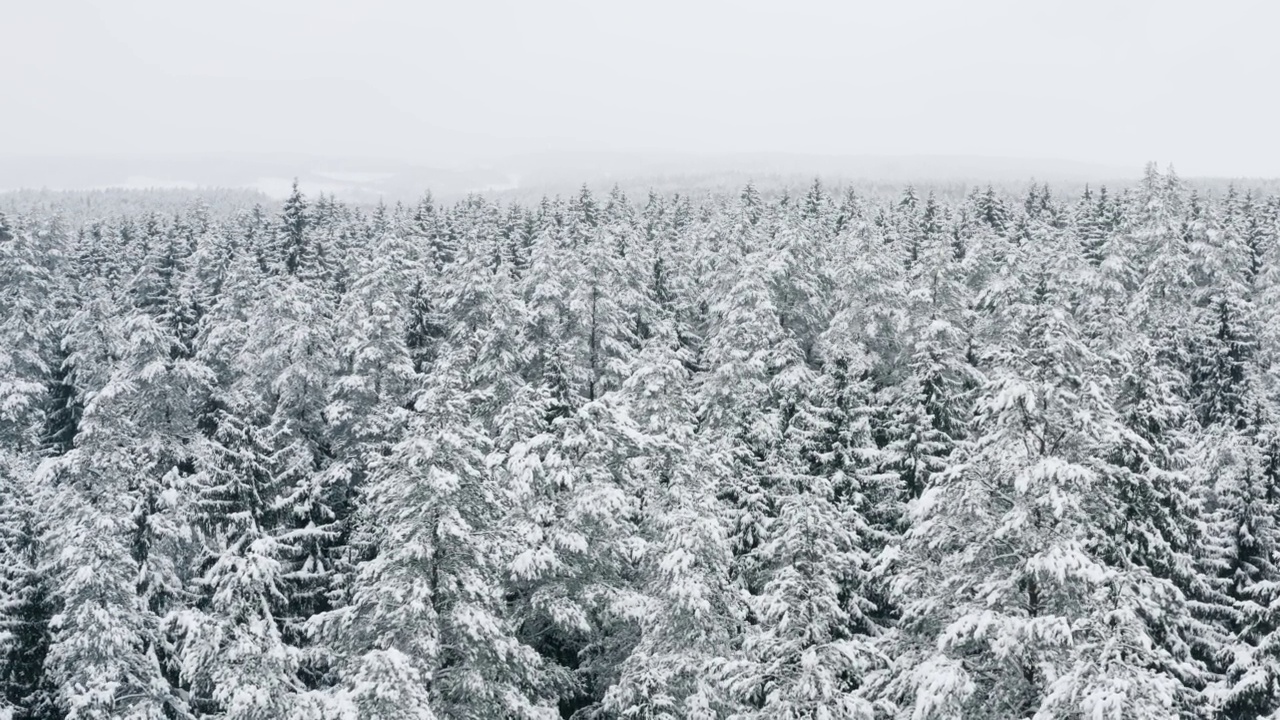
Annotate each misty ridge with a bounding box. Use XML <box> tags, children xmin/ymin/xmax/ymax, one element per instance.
<box><xmin>5</xmin><ymin>152</ymin><xmax>1280</xmax><ymax>218</ymax></box>
<box><xmin>0</xmin><ymin>151</ymin><xmax>1145</xmax><ymax>204</ymax></box>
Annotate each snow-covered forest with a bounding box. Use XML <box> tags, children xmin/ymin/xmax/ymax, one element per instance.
<box><xmin>4</xmin><ymin>163</ymin><xmax>1280</xmax><ymax>719</ymax></box>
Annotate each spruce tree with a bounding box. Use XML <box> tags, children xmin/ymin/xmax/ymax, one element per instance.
<box><xmin>888</xmin><ymin>272</ymin><xmax>1190</xmax><ymax>718</ymax></box>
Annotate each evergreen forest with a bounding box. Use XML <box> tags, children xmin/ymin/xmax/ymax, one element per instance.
<box><xmin>6</xmin><ymin>164</ymin><xmax>1280</xmax><ymax>719</ymax></box>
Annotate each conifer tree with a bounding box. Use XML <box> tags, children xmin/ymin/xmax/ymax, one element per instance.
<box><xmin>0</xmin><ymin>459</ymin><xmax>59</xmax><ymax>720</ymax></box>
<box><xmin>888</xmin><ymin>272</ymin><xmax>1190</xmax><ymax>719</ymax></box>
<box><xmin>279</xmin><ymin>180</ymin><xmax>309</xmax><ymax>276</ymax></box>
<box><xmin>603</xmin><ymin>321</ymin><xmax>740</xmax><ymax>719</ymax></box>
<box><xmin>696</xmin><ymin>245</ymin><xmax>797</xmax><ymax>598</ymax></box>
<box><xmin>722</xmin><ymin>366</ymin><xmax>885</xmax><ymax>719</ymax></box>
<box><xmin>236</xmin><ymin>267</ymin><xmax>343</xmax><ymax>689</ymax></box>
<box><xmin>0</xmin><ymin>213</ymin><xmax>55</xmax><ymax>451</ymax></box>
<box><xmin>316</xmin><ymin>344</ymin><xmax>561</xmax><ymax>720</ymax></box>
<box><xmin>504</xmin><ymin>389</ymin><xmax>653</xmax><ymax>715</ymax></box>
<box><xmin>1205</xmin><ymin>418</ymin><xmax>1280</xmax><ymax>718</ymax></box>
<box><xmin>176</xmin><ymin>399</ymin><xmax>302</xmax><ymax>719</ymax></box>
<box><xmin>43</xmin><ymin>301</ymin><xmax>210</xmax><ymax>719</ymax></box>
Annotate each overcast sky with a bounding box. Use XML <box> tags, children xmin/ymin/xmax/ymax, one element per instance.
<box><xmin>5</xmin><ymin>0</ymin><xmax>1279</xmax><ymax>177</ymax></box>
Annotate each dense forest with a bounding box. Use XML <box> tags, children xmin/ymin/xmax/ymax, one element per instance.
<box><xmin>4</xmin><ymin>163</ymin><xmax>1280</xmax><ymax>719</ymax></box>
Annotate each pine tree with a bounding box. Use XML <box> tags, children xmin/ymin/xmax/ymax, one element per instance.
<box><xmin>721</xmin><ymin>367</ymin><xmax>885</xmax><ymax>719</ymax></box>
<box><xmin>0</xmin><ymin>463</ymin><xmax>59</xmax><ymax>720</ymax></box>
<box><xmin>1097</xmin><ymin>336</ymin><xmax>1220</xmax><ymax>710</ymax></box>
<box><xmin>0</xmin><ymin>212</ymin><xmax>61</xmax><ymax>720</ymax></box>
<box><xmin>696</xmin><ymin>245</ymin><xmax>796</xmax><ymax>599</ymax></box>
<box><xmin>888</xmin><ymin>273</ymin><xmax>1190</xmax><ymax>719</ymax></box>
<box><xmin>1202</xmin><ymin>408</ymin><xmax>1280</xmax><ymax>717</ymax></box>
<box><xmin>325</xmin><ymin>224</ymin><xmax>418</xmax><ymax>490</ymax></box>
<box><xmin>504</xmin><ymin>392</ymin><xmax>655</xmax><ymax>715</ymax></box>
<box><xmin>0</xmin><ymin>213</ymin><xmax>55</xmax><ymax>452</ymax></box>
<box><xmin>175</xmin><ymin>401</ymin><xmax>302</xmax><ymax>719</ymax></box>
<box><xmin>316</xmin><ymin>345</ymin><xmax>561</xmax><ymax>719</ymax></box>
<box><xmin>974</xmin><ymin>185</ymin><xmax>1010</xmax><ymax>234</ymax></box>
<box><xmin>237</xmin><ymin>268</ymin><xmax>343</xmax><ymax>690</ymax></box>
<box><xmin>279</xmin><ymin>180</ymin><xmax>309</xmax><ymax>276</ymax></box>
<box><xmin>43</xmin><ymin>303</ymin><xmax>210</xmax><ymax>719</ymax></box>
<box><xmin>604</xmin><ymin>321</ymin><xmax>740</xmax><ymax>719</ymax></box>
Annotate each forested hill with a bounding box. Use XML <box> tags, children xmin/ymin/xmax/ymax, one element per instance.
<box><xmin>4</xmin><ymin>163</ymin><xmax>1280</xmax><ymax>719</ymax></box>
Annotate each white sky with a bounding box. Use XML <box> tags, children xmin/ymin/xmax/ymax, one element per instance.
<box><xmin>4</xmin><ymin>0</ymin><xmax>1279</xmax><ymax>177</ymax></box>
